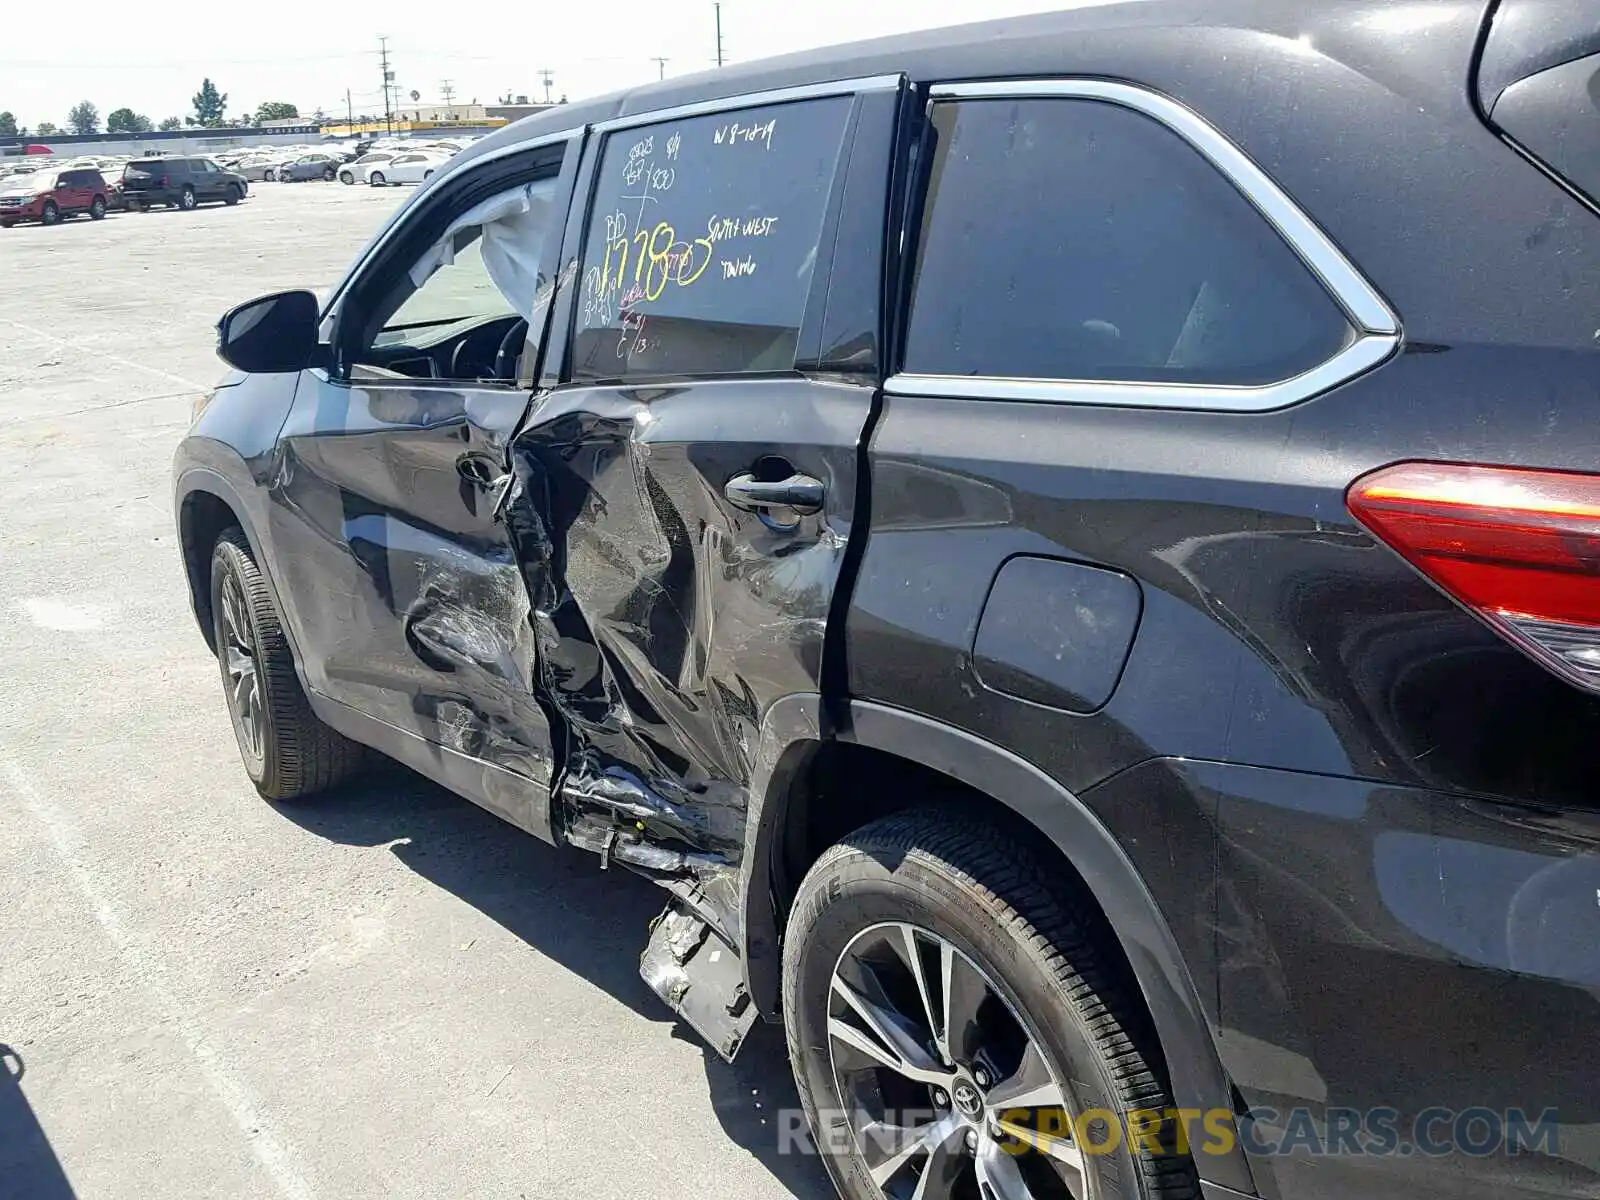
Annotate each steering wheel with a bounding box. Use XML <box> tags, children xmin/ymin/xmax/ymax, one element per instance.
<box><xmin>494</xmin><ymin>319</ymin><xmax>530</xmax><ymax>382</ymax></box>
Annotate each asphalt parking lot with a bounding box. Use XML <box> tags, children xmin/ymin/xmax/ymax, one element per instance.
<box><xmin>0</xmin><ymin>184</ymin><xmax>831</xmax><ymax>1200</ymax></box>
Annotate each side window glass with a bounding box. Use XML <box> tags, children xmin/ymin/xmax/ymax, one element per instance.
<box><xmin>904</xmin><ymin>99</ymin><xmax>1355</xmax><ymax>387</ymax></box>
<box><xmin>572</xmin><ymin>95</ymin><xmax>852</xmax><ymax>382</ymax></box>
<box><xmin>347</xmin><ymin>174</ymin><xmax>562</xmax><ymax>386</ymax></box>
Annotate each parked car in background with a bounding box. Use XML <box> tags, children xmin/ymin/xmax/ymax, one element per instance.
<box><xmin>0</xmin><ymin>167</ymin><xmax>108</xmax><ymax>226</ymax></box>
<box><xmin>338</xmin><ymin>151</ymin><xmax>397</xmax><ymax>185</ymax></box>
<box><xmin>260</xmin><ymin>151</ymin><xmax>315</xmax><ymax>182</ymax></box>
<box><xmin>278</xmin><ymin>154</ymin><xmax>340</xmax><ymax>183</ymax></box>
<box><xmin>122</xmin><ymin>157</ymin><xmax>247</xmax><ymax>211</ymax></box>
<box><xmin>235</xmin><ymin>158</ymin><xmax>280</xmax><ymax>183</ymax></box>
<box><xmin>367</xmin><ymin>151</ymin><xmax>445</xmax><ymax>186</ymax></box>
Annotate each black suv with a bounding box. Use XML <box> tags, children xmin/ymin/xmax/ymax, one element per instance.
<box><xmin>122</xmin><ymin>156</ymin><xmax>247</xmax><ymax>211</ymax></box>
<box><xmin>173</xmin><ymin>4</ymin><xmax>1600</xmax><ymax>1199</ymax></box>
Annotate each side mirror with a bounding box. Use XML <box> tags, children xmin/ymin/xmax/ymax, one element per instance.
<box><xmin>216</xmin><ymin>290</ymin><xmax>326</xmax><ymax>374</ymax></box>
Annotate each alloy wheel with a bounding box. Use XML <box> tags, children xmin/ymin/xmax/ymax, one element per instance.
<box><xmin>828</xmin><ymin>922</ymin><xmax>1088</xmax><ymax>1199</ymax></box>
<box><xmin>219</xmin><ymin>570</ymin><xmax>265</xmax><ymax>765</ymax></box>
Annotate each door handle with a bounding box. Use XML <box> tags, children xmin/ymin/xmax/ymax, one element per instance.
<box><xmin>724</xmin><ymin>473</ymin><xmax>825</xmax><ymax>515</ymax></box>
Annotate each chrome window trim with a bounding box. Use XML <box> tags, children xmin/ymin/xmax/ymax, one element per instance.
<box><xmin>890</xmin><ymin>79</ymin><xmax>1401</xmax><ymax>413</ymax></box>
<box><xmin>593</xmin><ymin>74</ymin><xmax>902</xmax><ymax>133</ymax></box>
<box><xmin>889</xmin><ymin>333</ymin><xmax>1397</xmax><ymax>411</ymax></box>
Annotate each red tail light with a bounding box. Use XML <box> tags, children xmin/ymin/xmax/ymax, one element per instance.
<box><xmin>1348</xmin><ymin>461</ymin><xmax>1600</xmax><ymax>692</ymax></box>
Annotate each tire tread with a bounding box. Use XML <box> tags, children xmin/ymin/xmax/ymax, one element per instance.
<box><xmin>785</xmin><ymin>805</ymin><xmax>1202</xmax><ymax>1200</ymax></box>
<box><xmin>212</xmin><ymin>527</ymin><xmax>365</xmax><ymax>799</ymax></box>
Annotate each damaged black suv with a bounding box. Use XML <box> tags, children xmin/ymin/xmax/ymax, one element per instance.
<box><xmin>175</xmin><ymin>4</ymin><xmax>1600</xmax><ymax>1199</ymax></box>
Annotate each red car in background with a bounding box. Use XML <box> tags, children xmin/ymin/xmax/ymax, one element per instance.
<box><xmin>0</xmin><ymin>166</ymin><xmax>109</xmax><ymax>227</ymax></box>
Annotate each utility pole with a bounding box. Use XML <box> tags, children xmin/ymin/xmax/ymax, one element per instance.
<box><xmin>538</xmin><ymin>69</ymin><xmax>555</xmax><ymax>105</ymax></box>
<box><xmin>379</xmin><ymin>36</ymin><xmax>394</xmax><ymax>135</ymax></box>
<box><xmin>651</xmin><ymin>56</ymin><xmax>669</xmax><ymax>81</ymax></box>
<box><xmin>715</xmin><ymin>3</ymin><xmax>724</xmax><ymax>67</ymax></box>
<box><xmin>345</xmin><ymin>88</ymin><xmax>354</xmax><ymax>130</ymax></box>
<box><xmin>440</xmin><ymin>79</ymin><xmax>456</xmax><ymax>120</ymax></box>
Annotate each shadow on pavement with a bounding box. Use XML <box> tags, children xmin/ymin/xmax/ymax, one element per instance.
<box><xmin>0</xmin><ymin>1044</ymin><xmax>76</xmax><ymax>1199</ymax></box>
<box><xmin>277</xmin><ymin>768</ymin><xmax>837</xmax><ymax>1200</ymax></box>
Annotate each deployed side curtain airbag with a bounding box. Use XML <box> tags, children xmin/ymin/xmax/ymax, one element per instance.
<box><xmin>408</xmin><ymin>178</ymin><xmax>558</xmax><ymax>322</ymax></box>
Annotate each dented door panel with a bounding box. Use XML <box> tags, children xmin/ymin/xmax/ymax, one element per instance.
<box><xmin>504</xmin><ymin>376</ymin><xmax>870</xmax><ymax>882</ymax></box>
<box><xmin>271</xmin><ymin>381</ymin><xmax>557</xmax><ymax>795</ymax></box>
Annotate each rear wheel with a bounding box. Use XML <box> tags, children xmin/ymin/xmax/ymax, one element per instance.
<box><xmin>368</xmin><ymin>170</ymin><xmax>386</xmax><ymax>186</ymax></box>
<box><xmin>178</xmin><ymin>185</ymin><xmax>197</xmax><ymax>211</ymax></box>
<box><xmin>784</xmin><ymin>808</ymin><xmax>1201</xmax><ymax>1200</ymax></box>
<box><xmin>224</xmin><ymin>184</ymin><xmax>242</xmax><ymax>206</ymax></box>
<box><xmin>89</xmin><ymin>196</ymin><xmax>106</xmax><ymax>219</ymax></box>
<box><xmin>0</xmin><ymin>220</ymin><xmax>14</xmax><ymax>229</ymax></box>
<box><xmin>209</xmin><ymin>528</ymin><xmax>366</xmax><ymax>800</ymax></box>
<box><xmin>40</xmin><ymin>201</ymin><xmax>59</xmax><ymax>226</ymax></box>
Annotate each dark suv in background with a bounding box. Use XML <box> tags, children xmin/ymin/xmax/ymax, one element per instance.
<box><xmin>173</xmin><ymin>3</ymin><xmax>1600</xmax><ymax>1199</ymax></box>
<box><xmin>0</xmin><ymin>167</ymin><xmax>108</xmax><ymax>226</ymax></box>
<box><xmin>122</xmin><ymin>156</ymin><xmax>247</xmax><ymax>211</ymax></box>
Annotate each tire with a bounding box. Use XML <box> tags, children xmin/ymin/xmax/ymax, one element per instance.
<box><xmin>40</xmin><ymin>201</ymin><xmax>59</xmax><ymax>226</ymax></box>
<box><xmin>209</xmin><ymin>528</ymin><xmax>366</xmax><ymax>800</ymax></box>
<box><xmin>323</xmin><ymin>166</ymin><xmax>336</xmax><ymax>181</ymax></box>
<box><xmin>368</xmin><ymin>170</ymin><xmax>385</xmax><ymax>186</ymax></box>
<box><xmin>784</xmin><ymin>807</ymin><xmax>1201</xmax><ymax>1200</ymax></box>
<box><xmin>179</xmin><ymin>185</ymin><xmax>197</xmax><ymax>211</ymax></box>
<box><xmin>224</xmin><ymin>184</ymin><xmax>241</xmax><ymax>206</ymax></box>
<box><xmin>89</xmin><ymin>196</ymin><xmax>106</xmax><ymax>219</ymax></box>
<box><xmin>0</xmin><ymin>220</ymin><xmax>14</xmax><ymax>228</ymax></box>
<box><xmin>339</xmin><ymin>170</ymin><xmax>354</xmax><ymax>185</ymax></box>
<box><xmin>263</xmin><ymin>168</ymin><xmax>276</xmax><ymax>182</ymax></box>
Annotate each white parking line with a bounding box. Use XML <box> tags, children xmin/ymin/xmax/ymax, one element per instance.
<box><xmin>0</xmin><ymin>318</ymin><xmax>209</xmax><ymax>393</ymax></box>
<box><xmin>1</xmin><ymin>759</ymin><xmax>319</xmax><ymax>1200</ymax></box>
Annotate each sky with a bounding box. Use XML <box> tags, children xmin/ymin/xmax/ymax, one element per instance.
<box><xmin>1</xmin><ymin>0</ymin><xmax>1068</xmax><ymax>130</ymax></box>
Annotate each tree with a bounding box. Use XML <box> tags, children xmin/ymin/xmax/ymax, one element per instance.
<box><xmin>36</xmin><ymin>121</ymin><xmax>58</xmax><ymax>135</ymax></box>
<box><xmin>158</xmin><ymin>116</ymin><xmax>182</xmax><ymax>131</ymax></box>
<box><xmin>254</xmin><ymin>101</ymin><xmax>298</xmax><ymax>123</ymax></box>
<box><xmin>0</xmin><ymin>111</ymin><xmax>17</xmax><ymax>137</ymax></box>
<box><xmin>191</xmin><ymin>77</ymin><xmax>228</xmax><ymax>127</ymax></box>
<box><xmin>106</xmin><ymin>108</ymin><xmax>153</xmax><ymax>134</ymax></box>
<box><xmin>312</xmin><ymin>106</ymin><xmax>326</xmax><ymax>124</ymax></box>
<box><xmin>67</xmin><ymin>101</ymin><xmax>99</xmax><ymax>135</ymax></box>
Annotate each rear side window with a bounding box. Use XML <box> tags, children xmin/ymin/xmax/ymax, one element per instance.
<box><xmin>571</xmin><ymin>96</ymin><xmax>852</xmax><ymax>382</ymax></box>
<box><xmin>904</xmin><ymin>99</ymin><xmax>1354</xmax><ymax>386</ymax></box>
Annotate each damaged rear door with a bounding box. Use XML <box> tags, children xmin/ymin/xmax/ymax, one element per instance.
<box><xmin>505</xmin><ymin>79</ymin><xmax>904</xmax><ymax>934</ymax></box>
<box><xmin>271</xmin><ymin>134</ymin><xmax>579</xmax><ymax>836</ymax></box>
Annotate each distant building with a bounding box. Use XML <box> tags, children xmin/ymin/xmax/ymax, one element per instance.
<box><xmin>0</xmin><ymin>124</ymin><xmax>324</xmax><ymax>159</ymax></box>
